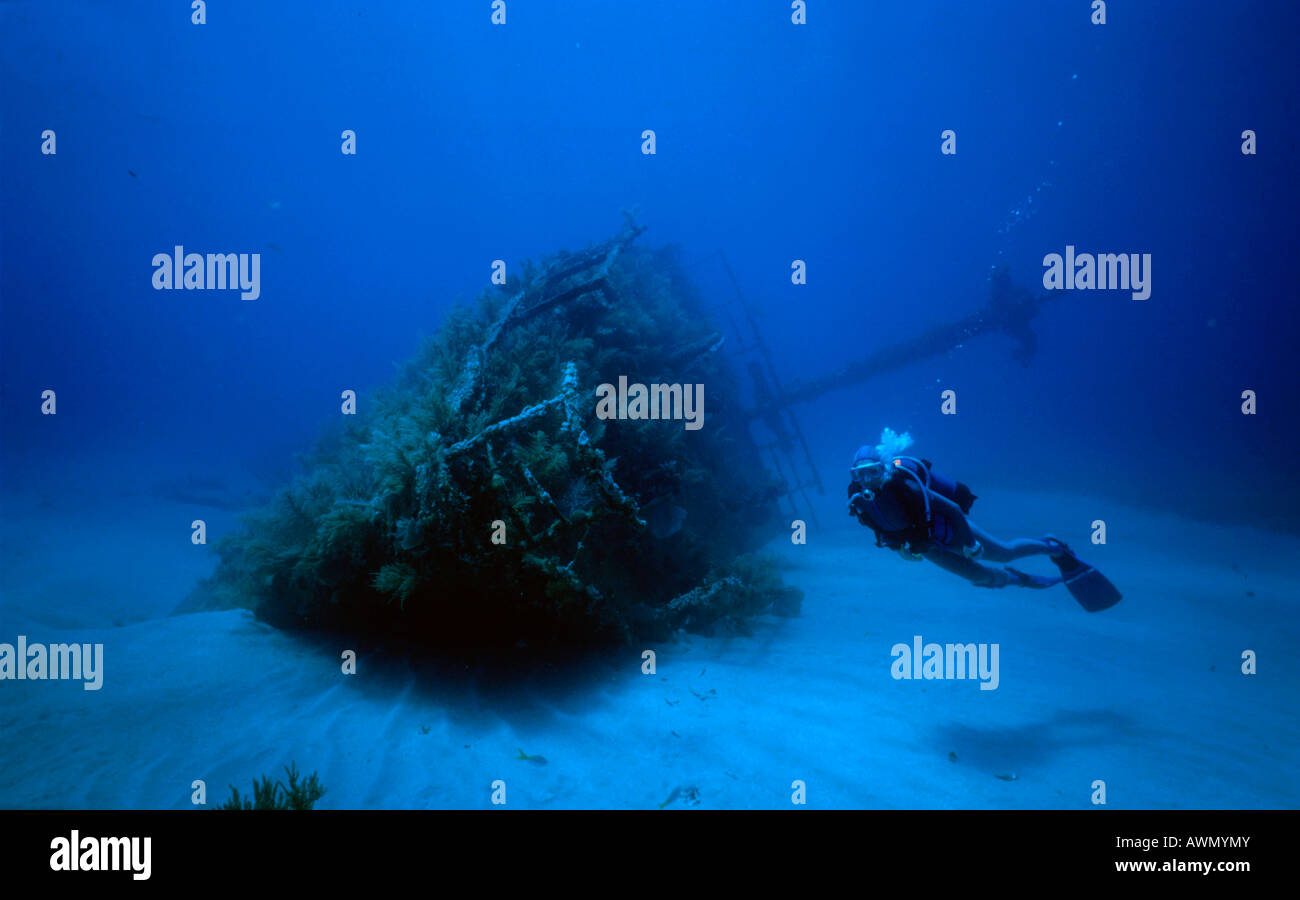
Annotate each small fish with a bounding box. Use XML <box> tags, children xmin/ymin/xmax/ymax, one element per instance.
<box><xmin>947</xmin><ymin>751</ymin><xmax>958</xmax><ymax>762</ymax></box>
<box><xmin>995</xmin><ymin>772</ymin><xmax>1018</xmax><ymax>781</ymax></box>
<box><xmin>515</xmin><ymin>748</ymin><xmax>547</xmax><ymax>765</ymax></box>
<box><xmin>127</xmin><ymin>169</ymin><xmax>137</xmax><ymax>178</ymax></box>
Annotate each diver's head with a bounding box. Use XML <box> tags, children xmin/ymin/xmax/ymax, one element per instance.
<box><xmin>850</xmin><ymin>445</ymin><xmax>888</xmax><ymax>491</ymax></box>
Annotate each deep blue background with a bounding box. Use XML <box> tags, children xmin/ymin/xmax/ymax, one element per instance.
<box><xmin>3</xmin><ymin>0</ymin><xmax>1297</xmax><ymax>528</ymax></box>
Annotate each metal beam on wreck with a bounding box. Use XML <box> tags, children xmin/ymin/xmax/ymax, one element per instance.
<box><xmin>744</xmin><ymin>265</ymin><xmax>1050</xmax><ymax>419</ymax></box>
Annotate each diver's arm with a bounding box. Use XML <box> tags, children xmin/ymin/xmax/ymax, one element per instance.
<box><xmin>847</xmin><ymin>481</ymin><xmax>872</xmax><ymax>524</ymax></box>
<box><xmin>916</xmin><ymin>484</ymin><xmax>979</xmax><ymax>553</ymax></box>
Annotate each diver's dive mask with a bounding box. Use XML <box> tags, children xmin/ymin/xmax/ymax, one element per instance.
<box><xmin>850</xmin><ymin>459</ymin><xmax>886</xmax><ymax>496</ymax></box>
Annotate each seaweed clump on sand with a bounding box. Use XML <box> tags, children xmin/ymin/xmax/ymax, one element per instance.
<box><xmin>219</xmin><ymin>763</ymin><xmax>326</xmax><ymax>810</ymax></box>
<box><xmin>184</xmin><ymin>222</ymin><xmax>800</xmax><ymax>645</ymax></box>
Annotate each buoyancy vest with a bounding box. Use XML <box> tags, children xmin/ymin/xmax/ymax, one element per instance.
<box><xmin>848</xmin><ymin>457</ymin><xmax>977</xmax><ymax>549</ymax></box>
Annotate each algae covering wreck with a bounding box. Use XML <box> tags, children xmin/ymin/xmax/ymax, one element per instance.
<box><xmin>185</xmin><ymin>223</ymin><xmax>802</xmax><ymax>645</ymax></box>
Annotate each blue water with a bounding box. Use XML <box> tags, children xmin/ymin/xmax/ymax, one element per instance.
<box><xmin>2</xmin><ymin>1</ymin><xmax>1297</xmax><ymax>809</ymax></box>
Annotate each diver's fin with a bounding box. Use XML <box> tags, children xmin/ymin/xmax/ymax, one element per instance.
<box><xmin>1051</xmin><ymin>549</ymin><xmax>1122</xmax><ymax>612</ymax></box>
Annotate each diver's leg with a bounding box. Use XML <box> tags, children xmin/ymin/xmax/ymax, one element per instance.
<box><xmin>922</xmin><ymin>548</ymin><xmax>1014</xmax><ymax>588</ymax></box>
<box><xmin>923</xmin><ymin>548</ymin><xmax>1060</xmax><ymax>590</ymax></box>
<box><xmin>966</xmin><ymin>521</ymin><xmax>1056</xmax><ymax>563</ymax></box>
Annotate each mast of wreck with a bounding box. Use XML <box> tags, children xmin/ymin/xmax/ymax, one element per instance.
<box><xmin>744</xmin><ymin>265</ymin><xmax>1049</xmax><ymax>420</ymax></box>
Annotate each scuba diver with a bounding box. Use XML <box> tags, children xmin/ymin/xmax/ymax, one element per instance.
<box><xmin>847</xmin><ymin>429</ymin><xmax>1121</xmax><ymax>611</ymax></box>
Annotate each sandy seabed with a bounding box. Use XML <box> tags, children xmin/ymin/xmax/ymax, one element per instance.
<box><xmin>1</xmin><ymin>483</ymin><xmax>1296</xmax><ymax>810</ymax></box>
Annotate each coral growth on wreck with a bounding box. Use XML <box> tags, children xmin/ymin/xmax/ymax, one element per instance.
<box><xmin>185</xmin><ymin>224</ymin><xmax>800</xmax><ymax>645</ymax></box>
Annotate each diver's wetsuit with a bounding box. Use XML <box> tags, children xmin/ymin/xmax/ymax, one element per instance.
<box><xmin>848</xmin><ymin>460</ymin><xmax>1059</xmax><ymax>588</ymax></box>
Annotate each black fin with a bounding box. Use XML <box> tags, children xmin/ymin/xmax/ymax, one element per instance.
<box><xmin>1052</xmin><ymin>552</ymin><xmax>1122</xmax><ymax>612</ymax></box>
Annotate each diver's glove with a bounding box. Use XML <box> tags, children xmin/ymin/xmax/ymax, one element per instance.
<box><xmin>847</xmin><ymin>490</ymin><xmax>873</xmax><ymax>520</ymax></box>
<box><xmin>898</xmin><ymin>542</ymin><xmax>924</xmax><ymax>562</ymax></box>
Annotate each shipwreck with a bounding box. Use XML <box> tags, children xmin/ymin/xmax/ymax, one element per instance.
<box><xmin>185</xmin><ymin>221</ymin><xmax>801</xmax><ymax>645</ymax></box>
